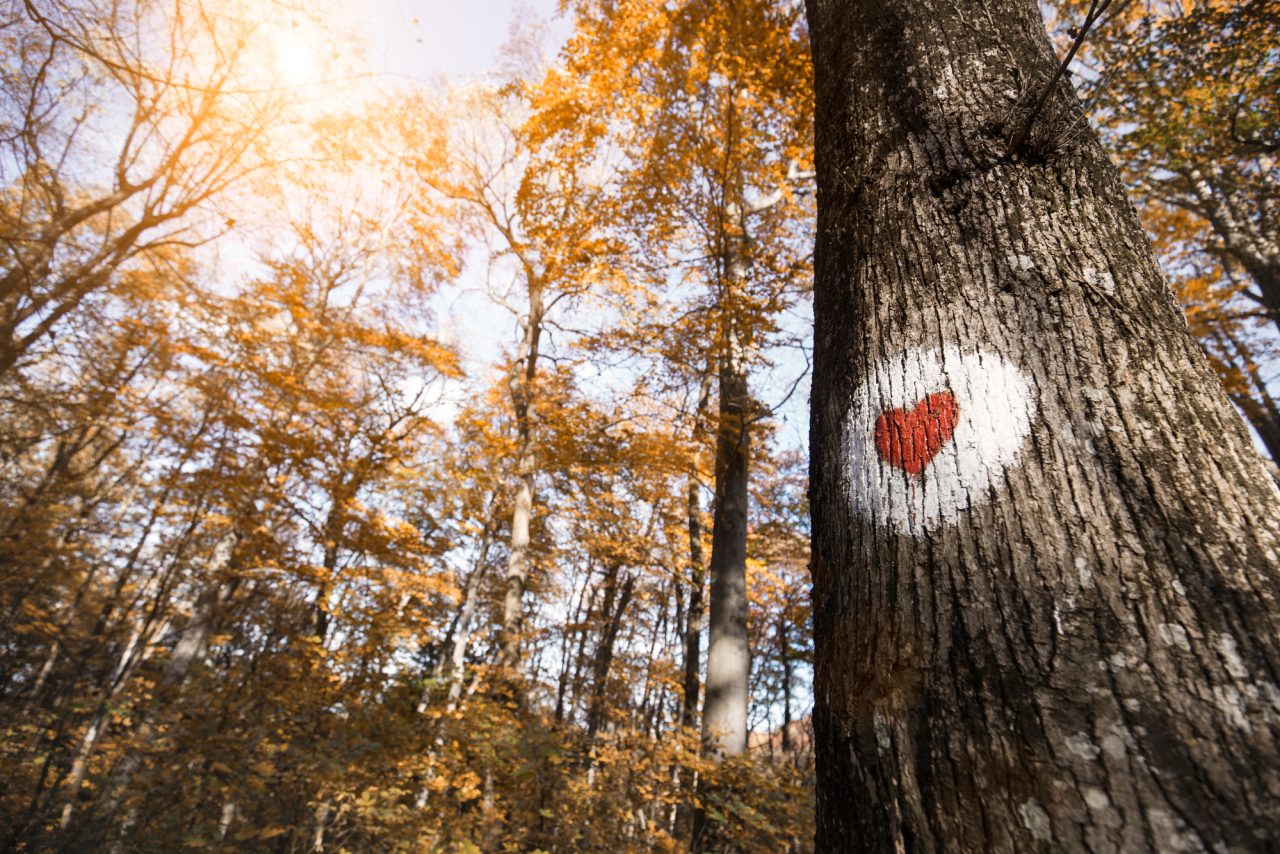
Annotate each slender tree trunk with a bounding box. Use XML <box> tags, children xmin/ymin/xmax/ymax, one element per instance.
<box><xmin>54</xmin><ymin>615</ymin><xmax>155</xmax><ymax>831</ymax></box>
<box><xmin>312</xmin><ymin>537</ymin><xmax>340</xmax><ymax>643</ymax></box>
<box><xmin>637</xmin><ymin>591</ymin><xmax>667</xmax><ymax>738</ymax></box>
<box><xmin>701</xmin><ymin>214</ymin><xmax>756</xmax><ymax>759</ymax></box>
<box><xmin>694</xmin><ymin>209</ymin><xmax>757</xmax><ymax>853</ymax></box>
<box><xmin>314</xmin><ymin>470</ymin><xmax>375</xmax><ymax>644</ymax></box>
<box><xmin>568</xmin><ymin>584</ymin><xmax>597</xmax><ymax>719</ymax></box>
<box><xmin>681</xmin><ymin>472</ymin><xmax>707</xmax><ymax>730</ymax></box>
<box><xmin>217</xmin><ymin>799</ymin><xmax>236</xmax><ymax>841</ymax></box>
<box><xmin>702</xmin><ymin>350</ymin><xmax>752</xmax><ymax>758</ymax></box>
<box><xmin>498</xmin><ymin>283</ymin><xmax>544</xmax><ymax>675</ymax></box>
<box><xmin>806</xmin><ymin>0</ymin><xmax>1280</xmax><ymax>850</ymax></box>
<box><xmin>587</xmin><ymin>567</ymin><xmax>635</xmax><ymax>740</ymax></box>
<box><xmin>86</xmin><ymin>534</ymin><xmax>240</xmax><ymax>838</ymax></box>
<box><xmin>693</xmin><ymin>351</ymin><xmax>752</xmax><ymax>854</ymax></box>
<box><xmin>682</xmin><ymin>369</ymin><xmax>715</xmax><ymax>730</ymax></box>
<box><xmin>444</xmin><ymin>516</ymin><xmax>495</xmax><ymax>711</ymax></box>
<box><xmin>779</xmin><ymin>611</ymin><xmax>793</xmax><ymax>756</ymax></box>
<box><xmin>556</xmin><ymin>574</ymin><xmax>593</xmax><ymax>723</ymax></box>
<box><xmin>311</xmin><ymin>801</ymin><xmax>331</xmax><ymax>852</ymax></box>
<box><xmin>162</xmin><ymin>575</ymin><xmax>237</xmax><ymax>689</ymax></box>
<box><xmin>677</xmin><ymin>465</ymin><xmax>708</xmax><ymax>842</ymax></box>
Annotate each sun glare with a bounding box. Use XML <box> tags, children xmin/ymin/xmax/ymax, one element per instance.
<box><xmin>270</xmin><ymin>29</ymin><xmax>320</xmax><ymax>87</ymax></box>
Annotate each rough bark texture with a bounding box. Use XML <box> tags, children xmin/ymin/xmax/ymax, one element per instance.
<box><xmin>806</xmin><ymin>0</ymin><xmax>1280</xmax><ymax>850</ymax></box>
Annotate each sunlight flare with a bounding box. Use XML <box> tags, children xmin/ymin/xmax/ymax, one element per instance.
<box><xmin>268</xmin><ymin>25</ymin><xmax>321</xmax><ymax>87</ymax></box>
<box><xmin>268</xmin><ymin>28</ymin><xmax>318</xmax><ymax>86</ymax></box>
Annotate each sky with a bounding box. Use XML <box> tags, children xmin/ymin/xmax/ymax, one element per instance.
<box><xmin>363</xmin><ymin>0</ymin><xmax>565</xmax><ymax>82</ymax></box>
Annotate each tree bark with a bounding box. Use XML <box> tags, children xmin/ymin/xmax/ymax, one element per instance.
<box><xmin>682</xmin><ymin>471</ymin><xmax>708</xmax><ymax>730</ymax></box>
<box><xmin>678</xmin><ymin>453</ymin><xmax>710</xmax><ymax>845</ymax></box>
<box><xmin>498</xmin><ymin>283</ymin><xmax>544</xmax><ymax>676</ymax></box>
<box><xmin>701</xmin><ymin>351</ymin><xmax>752</xmax><ymax>758</ymax></box>
<box><xmin>682</xmin><ymin>369</ymin><xmax>715</xmax><ymax>730</ymax></box>
<box><xmin>806</xmin><ymin>0</ymin><xmax>1280</xmax><ymax>850</ymax></box>
<box><xmin>587</xmin><ymin>565</ymin><xmax>635</xmax><ymax>740</ymax></box>
<box><xmin>779</xmin><ymin>610</ymin><xmax>793</xmax><ymax>755</ymax></box>
<box><xmin>701</xmin><ymin>205</ymin><xmax>757</xmax><ymax>760</ymax></box>
<box><xmin>444</xmin><ymin>514</ymin><xmax>495</xmax><ymax>711</ymax></box>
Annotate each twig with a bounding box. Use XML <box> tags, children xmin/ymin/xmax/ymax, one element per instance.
<box><xmin>1008</xmin><ymin>0</ymin><xmax>1113</xmax><ymax>152</ymax></box>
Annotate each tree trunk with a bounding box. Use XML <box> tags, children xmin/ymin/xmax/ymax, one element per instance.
<box><xmin>701</xmin><ymin>351</ymin><xmax>751</xmax><ymax>758</ymax></box>
<box><xmin>701</xmin><ymin>197</ymin><xmax>759</xmax><ymax>761</ymax></box>
<box><xmin>498</xmin><ymin>284</ymin><xmax>544</xmax><ymax>675</ymax></box>
<box><xmin>679</xmin><ymin>458</ymin><xmax>711</xmax><ymax>843</ymax></box>
<box><xmin>587</xmin><ymin>565</ymin><xmax>635</xmax><ymax>740</ymax></box>
<box><xmin>86</xmin><ymin>535</ymin><xmax>240</xmax><ymax>838</ymax></box>
<box><xmin>806</xmin><ymin>0</ymin><xmax>1280</xmax><ymax>850</ymax></box>
<box><xmin>682</xmin><ymin>369</ymin><xmax>715</xmax><ymax>730</ymax></box>
<box><xmin>682</xmin><ymin>471</ymin><xmax>708</xmax><ymax>731</ymax></box>
<box><xmin>55</xmin><ymin>615</ymin><xmax>155</xmax><ymax>831</ymax></box>
<box><xmin>444</xmin><ymin>515</ymin><xmax>495</xmax><ymax>711</ymax></box>
<box><xmin>779</xmin><ymin>610</ymin><xmax>793</xmax><ymax>755</ymax></box>
<box><xmin>556</xmin><ymin>575</ymin><xmax>594</xmax><ymax>723</ymax></box>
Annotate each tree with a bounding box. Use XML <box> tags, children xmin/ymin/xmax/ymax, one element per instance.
<box><xmin>551</xmin><ymin>0</ymin><xmax>814</xmax><ymax>763</ymax></box>
<box><xmin>0</xmin><ymin>0</ymin><xmax>297</xmax><ymax>375</ymax></box>
<box><xmin>1043</xmin><ymin>0</ymin><xmax>1280</xmax><ymax>467</ymax></box>
<box><xmin>405</xmin><ymin>77</ymin><xmax>624</xmax><ymax>683</ymax></box>
<box><xmin>1147</xmin><ymin>201</ymin><xmax>1280</xmax><ymax>465</ymax></box>
<box><xmin>1053</xmin><ymin>0</ymin><xmax>1279</xmax><ymax>336</ymax></box>
<box><xmin>806</xmin><ymin>0</ymin><xmax>1280</xmax><ymax>849</ymax></box>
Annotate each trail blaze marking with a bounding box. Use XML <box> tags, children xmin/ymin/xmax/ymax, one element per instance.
<box><xmin>873</xmin><ymin>392</ymin><xmax>960</xmax><ymax>474</ymax></box>
<box><xmin>843</xmin><ymin>346</ymin><xmax>1036</xmax><ymax>534</ymax></box>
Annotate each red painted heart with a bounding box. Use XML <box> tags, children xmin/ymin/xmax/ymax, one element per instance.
<box><xmin>874</xmin><ymin>391</ymin><xmax>961</xmax><ymax>475</ymax></box>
